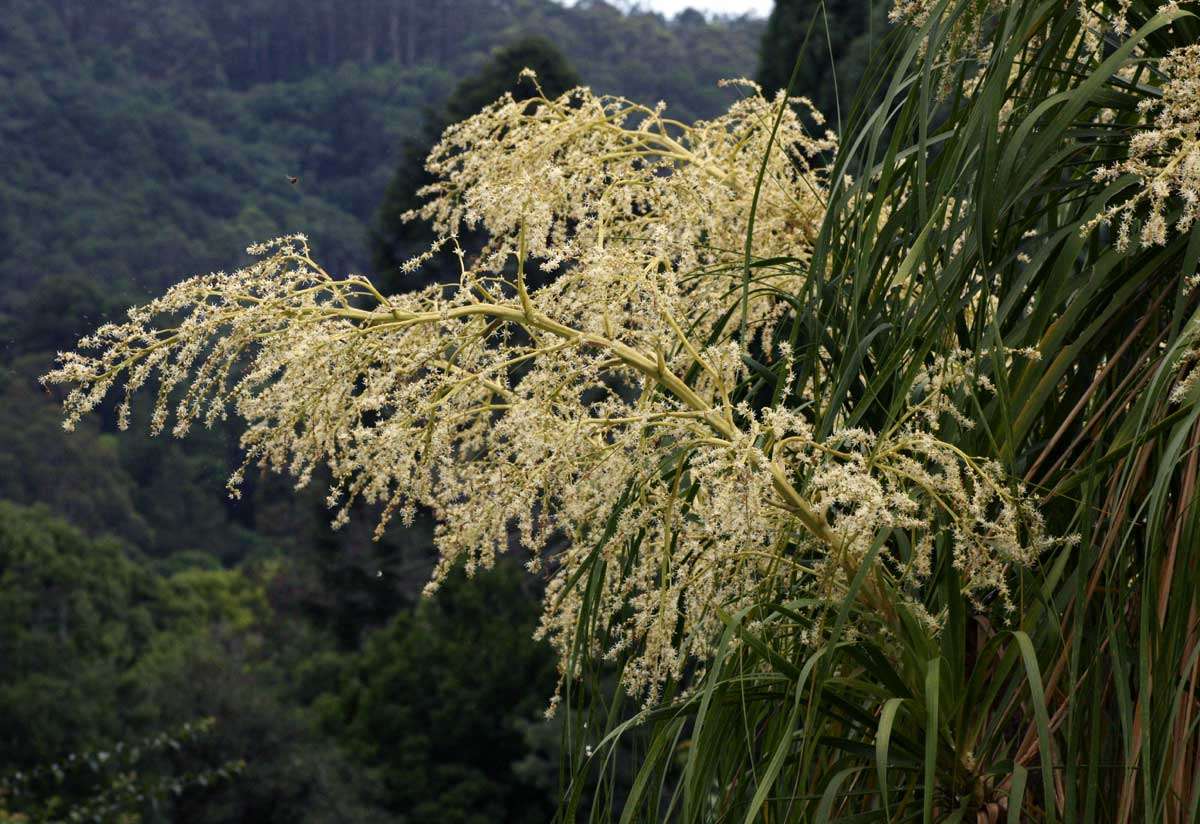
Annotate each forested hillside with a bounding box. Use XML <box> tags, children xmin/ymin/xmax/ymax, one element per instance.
<box><xmin>0</xmin><ymin>0</ymin><xmax>763</xmax><ymax>306</ymax></box>
<box><xmin>0</xmin><ymin>1</ymin><xmax>771</xmax><ymax>819</ymax></box>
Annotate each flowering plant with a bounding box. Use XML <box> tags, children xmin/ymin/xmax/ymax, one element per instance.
<box><xmin>42</xmin><ymin>0</ymin><xmax>1200</xmax><ymax>816</ymax></box>
<box><xmin>44</xmin><ymin>78</ymin><xmax>1058</xmax><ymax>704</ymax></box>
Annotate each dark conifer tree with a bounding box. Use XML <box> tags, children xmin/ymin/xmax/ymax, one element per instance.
<box><xmin>755</xmin><ymin>0</ymin><xmax>887</xmax><ymax>123</ymax></box>
<box><xmin>370</xmin><ymin>36</ymin><xmax>580</xmax><ymax>292</ymax></box>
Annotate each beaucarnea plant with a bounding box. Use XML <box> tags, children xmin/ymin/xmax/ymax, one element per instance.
<box><xmin>43</xmin><ymin>80</ymin><xmax>1051</xmax><ymax>707</ymax></box>
<box><xmin>43</xmin><ymin>0</ymin><xmax>1200</xmax><ymax>819</ymax></box>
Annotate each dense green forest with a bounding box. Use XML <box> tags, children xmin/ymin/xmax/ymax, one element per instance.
<box><xmin>0</xmin><ymin>0</ymin><xmax>764</xmax><ymax>302</ymax></box>
<box><xmin>0</xmin><ymin>0</ymin><xmax>892</xmax><ymax>818</ymax></box>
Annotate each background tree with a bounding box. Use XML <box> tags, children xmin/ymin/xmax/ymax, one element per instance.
<box><xmin>756</xmin><ymin>0</ymin><xmax>887</xmax><ymax>122</ymax></box>
<box><xmin>0</xmin><ymin>0</ymin><xmax>761</xmax><ymax>312</ymax></box>
<box><xmin>0</xmin><ymin>502</ymin><xmax>390</xmax><ymax>822</ymax></box>
<box><xmin>327</xmin><ymin>563</ymin><xmax>556</xmax><ymax>823</ymax></box>
<box><xmin>371</xmin><ymin>36</ymin><xmax>580</xmax><ymax>291</ymax></box>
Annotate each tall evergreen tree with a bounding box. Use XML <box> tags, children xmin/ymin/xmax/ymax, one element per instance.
<box><xmin>755</xmin><ymin>0</ymin><xmax>887</xmax><ymax>123</ymax></box>
<box><xmin>371</xmin><ymin>36</ymin><xmax>579</xmax><ymax>292</ymax></box>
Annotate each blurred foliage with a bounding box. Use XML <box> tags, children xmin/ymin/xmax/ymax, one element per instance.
<box><xmin>0</xmin><ymin>501</ymin><xmax>388</xmax><ymax>822</ymax></box>
<box><xmin>0</xmin><ymin>0</ymin><xmax>763</xmax><ymax>311</ymax></box>
<box><xmin>756</xmin><ymin>0</ymin><xmax>887</xmax><ymax>124</ymax></box>
<box><xmin>326</xmin><ymin>562</ymin><xmax>557</xmax><ymax>822</ymax></box>
<box><xmin>0</xmin><ymin>0</ymin><xmax>773</xmax><ymax>818</ymax></box>
<box><xmin>0</xmin><ymin>719</ymin><xmax>244</xmax><ymax>824</ymax></box>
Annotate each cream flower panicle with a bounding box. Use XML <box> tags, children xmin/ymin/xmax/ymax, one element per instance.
<box><xmin>888</xmin><ymin>1</ymin><xmax>1196</xmax><ymax>250</ymax></box>
<box><xmin>1087</xmin><ymin>44</ymin><xmax>1200</xmax><ymax>250</ymax></box>
<box><xmin>891</xmin><ymin>0</ymin><xmax>1183</xmax><ymax>106</ymax></box>
<box><xmin>43</xmin><ymin>79</ymin><xmax>1052</xmax><ymax>702</ymax></box>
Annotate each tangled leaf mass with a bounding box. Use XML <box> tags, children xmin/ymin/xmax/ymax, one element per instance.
<box><xmin>47</xmin><ymin>80</ymin><xmax>1057</xmax><ymax>702</ymax></box>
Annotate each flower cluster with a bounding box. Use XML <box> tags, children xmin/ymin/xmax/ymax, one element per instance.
<box><xmin>792</xmin><ymin>348</ymin><xmax>1052</xmax><ymax>615</ymax></box>
<box><xmin>412</xmin><ymin>76</ymin><xmax>836</xmax><ymax>350</ymax></box>
<box><xmin>44</xmin><ymin>81</ymin><xmax>1051</xmax><ymax>701</ymax></box>
<box><xmin>891</xmin><ymin>0</ymin><xmax>1181</xmax><ymax>105</ymax></box>
<box><xmin>890</xmin><ymin>0</ymin><xmax>1174</xmax><ymax>37</ymax></box>
<box><xmin>1088</xmin><ymin>44</ymin><xmax>1200</xmax><ymax>250</ymax></box>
